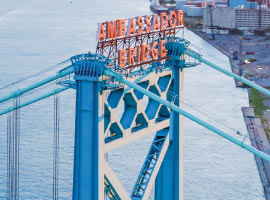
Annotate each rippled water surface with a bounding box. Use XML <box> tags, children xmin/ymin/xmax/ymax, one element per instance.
<box><xmin>0</xmin><ymin>0</ymin><xmax>265</xmax><ymax>199</ymax></box>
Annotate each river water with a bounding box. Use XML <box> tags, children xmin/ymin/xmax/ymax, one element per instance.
<box><xmin>0</xmin><ymin>0</ymin><xmax>265</xmax><ymax>199</ymax></box>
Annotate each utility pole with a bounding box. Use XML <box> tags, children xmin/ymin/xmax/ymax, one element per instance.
<box><xmin>208</xmin><ymin>5</ymin><xmax>215</xmax><ymax>40</ymax></box>
<box><xmin>239</xmin><ymin>36</ymin><xmax>243</xmax><ymax>73</ymax></box>
<box><xmin>259</xmin><ymin>3</ymin><xmax>262</xmax><ymax>29</ymax></box>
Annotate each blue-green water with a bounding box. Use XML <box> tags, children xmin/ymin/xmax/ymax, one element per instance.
<box><xmin>0</xmin><ymin>0</ymin><xmax>265</xmax><ymax>199</ymax></box>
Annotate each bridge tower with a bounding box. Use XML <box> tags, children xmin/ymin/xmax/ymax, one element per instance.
<box><xmin>69</xmin><ymin>34</ymin><xmax>190</xmax><ymax>199</ymax></box>
<box><xmin>72</xmin><ymin>55</ymin><xmax>105</xmax><ymax>199</ymax></box>
<box><xmin>70</xmin><ymin>53</ymin><xmax>185</xmax><ymax>200</ymax></box>
<box><xmin>4</xmin><ymin>11</ymin><xmax>270</xmax><ymax>200</ymax></box>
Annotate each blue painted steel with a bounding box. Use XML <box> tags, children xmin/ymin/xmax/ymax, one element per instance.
<box><xmin>131</xmin><ymin>129</ymin><xmax>169</xmax><ymax>199</ymax></box>
<box><xmin>133</xmin><ymin>81</ymin><xmax>149</xmax><ymax>100</ymax></box>
<box><xmin>165</xmin><ymin>38</ymin><xmax>189</xmax><ymax>71</ymax></box>
<box><xmin>104</xmin><ymin>176</ymin><xmax>121</xmax><ymax>200</ymax></box>
<box><xmin>145</xmin><ymin>86</ymin><xmax>161</xmax><ymax>120</ymax></box>
<box><xmin>157</xmin><ymin>75</ymin><xmax>171</xmax><ymax>93</ymax></box>
<box><xmin>104</xmin><ymin>68</ymin><xmax>270</xmax><ymax>162</ymax></box>
<box><xmin>155</xmin><ymin>144</ymin><xmax>173</xmax><ymax>200</ymax></box>
<box><xmin>120</xmin><ymin>93</ymin><xmax>137</xmax><ymax>129</ymax></box>
<box><xmin>0</xmin><ymin>87</ymin><xmax>69</xmax><ymax>116</ymax></box>
<box><xmin>58</xmin><ymin>80</ymin><xmax>76</xmax><ymax>89</ymax></box>
<box><xmin>171</xmin><ymin>65</ymin><xmax>181</xmax><ymax>199</ymax></box>
<box><xmin>0</xmin><ymin>66</ymin><xmax>74</xmax><ymax>104</ymax></box>
<box><xmin>72</xmin><ymin>56</ymin><xmax>104</xmax><ymax>200</ymax></box>
<box><xmin>105</xmin><ymin>122</ymin><xmax>123</xmax><ymax>143</ymax></box>
<box><xmin>185</xmin><ymin>49</ymin><xmax>270</xmax><ymax>97</ymax></box>
<box><xmin>156</xmin><ymin>58</ymin><xmax>183</xmax><ymax>199</ymax></box>
<box><xmin>107</xmin><ymin>89</ymin><xmax>124</xmax><ymax>109</ymax></box>
<box><xmin>0</xmin><ymin>53</ymin><xmax>109</xmax><ymax>106</ymax></box>
<box><xmin>120</xmin><ymin>107</ymin><xmax>136</xmax><ymax>129</ymax></box>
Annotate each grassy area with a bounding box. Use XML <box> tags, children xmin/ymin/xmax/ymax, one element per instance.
<box><xmin>250</xmin><ymin>88</ymin><xmax>267</xmax><ymax>116</ymax></box>
<box><xmin>250</xmin><ymin>88</ymin><xmax>270</xmax><ymax>140</ymax></box>
<box><xmin>261</xmin><ymin>116</ymin><xmax>270</xmax><ymax>140</ymax></box>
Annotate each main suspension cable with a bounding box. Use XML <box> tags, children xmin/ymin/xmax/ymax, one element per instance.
<box><xmin>160</xmin><ymin>85</ymin><xmax>249</xmax><ymax>139</ymax></box>
<box><xmin>0</xmin><ymin>59</ymin><xmax>69</xmax><ymax>91</ymax></box>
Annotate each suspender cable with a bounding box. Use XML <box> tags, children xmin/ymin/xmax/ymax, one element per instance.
<box><xmin>7</xmin><ymin>114</ymin><xmax>11</xmax><ymax>200</ymax></box>
<box><xmin>7</xmin><ymin>98</ymin><xmax>20</xmax><ymax>200</ymax></box>
<box><xmin>184</xmin><ymin>49</ymin><xmax>270</xmax><ymax>97</ymax></box>
<box><xmin>0</xmin><ymin>87</ymin><xmax>69</xmax><ymax>116</ymax></box>
<box><xmin>14</xmin><ymin>98</ymin><xmax>20</xmax><ymax>200</ymax></box>
<box><xmin>53</xmin><ymin>95</ymin><xmax>60</xmax><ymax>200</ymax></box>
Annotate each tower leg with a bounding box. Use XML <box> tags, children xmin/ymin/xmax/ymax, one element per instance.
<box><xmin>155</xmin><ymin>66</ymin><xmax>183</xmax><ymax>200</ymax></box>
<box><xmin>72</xmin><ymin>63</ymin><xmax>104</xmax><ymax>200</ymax></box>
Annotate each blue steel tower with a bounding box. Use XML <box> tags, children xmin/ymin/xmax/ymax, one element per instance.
<box><xmin>72</xmin><ymin>55</ymin><xmax>105</xmax><ymax>199</ymax></box>
<box><xmin>2</xmin><ymin>11</ymin><xmax>270</xmax><ymax>200</ymax></box>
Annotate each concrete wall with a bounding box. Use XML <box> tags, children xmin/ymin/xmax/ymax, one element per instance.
<box><xmin>203</xmin><ymin>8</ymin><xmax>236</xmax><ymax>29</ymax></box>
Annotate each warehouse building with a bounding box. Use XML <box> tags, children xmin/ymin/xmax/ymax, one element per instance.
<box><xmin>203</xmin><ymin>7</ymin><xmax>270</xmax><ymax>30</ymax></box>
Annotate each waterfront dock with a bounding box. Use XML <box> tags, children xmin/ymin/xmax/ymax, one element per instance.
<box><xmin>242</xmin><ymin>107</ymin><xmax>270</xmax><ymax>200</ymax></box>
<box><xmin>189</xmin><ymin>28</ymin><xmax>270</xmax><ymax>199</ymax></box>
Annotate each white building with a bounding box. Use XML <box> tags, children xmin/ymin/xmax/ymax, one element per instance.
<box><xmin>203</xmin><ymin>7</ymin><xmax>270</xmax><ymax>30</ymax></box>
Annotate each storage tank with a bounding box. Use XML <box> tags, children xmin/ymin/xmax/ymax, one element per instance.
<box><xmin>180</xmin><ymin>5</ymin><xmax>196</xmax><ymax>14</ymax></box>
<box><xmin>187</xmin><ymin>6</ymin><xmax>203</xmax><ymax>16</ymax></box>
<box><xmin>175</xmin><ymin>0</ymin><xmax>187</xmax><ymax>10</ymax></box>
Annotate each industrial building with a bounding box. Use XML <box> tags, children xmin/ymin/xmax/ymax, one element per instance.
<box><xmin>175</xmin><ymin>0</ymin><xmax>224</xmax><ymax>16</ymax></box>
<box><xmin>228</xmin><ymin>0</ymin><xmax>269</xmax><ymax>9</ymax></box>
<box><xmin>168</xmin><ymin>0</ymin><xmax>269</xmax><ymax>9</ymax></box>
<box><xmin>173</xmin><ymin>0</ymin><xmax>270</xmax><ymax>29</ymax></box>
<box><xmin>203</xmin><ymin>7</ymin><xmax>270</xmax><ymax>30</ymax></box>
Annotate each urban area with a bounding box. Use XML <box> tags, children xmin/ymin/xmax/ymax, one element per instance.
<box><xmin>2</xmin><ymin>0</ymin><xmax>270</xmax><ymax>199</ymax></box>
<box><xmin>151</xmin><ymin>0</ymin><xmax>270</xmax><ymax>198</ymax></box>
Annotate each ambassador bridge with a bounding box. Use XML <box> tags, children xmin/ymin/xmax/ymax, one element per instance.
<box><xmin>1</xmin><ymin>11</ymin><xmax>270</xmax><ymax>200</ymax></box>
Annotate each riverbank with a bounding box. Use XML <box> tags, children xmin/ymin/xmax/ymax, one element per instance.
<box><xmin>191</xmin><ymin>30</ymin><xmax>270</xmax><ymax>87</ymax></box>
<box><xmin>189</xmin><ymin>28</ymin><xmax>270</xmax><ymax>200</ymax></box>
<box><xmin>242</xmin><ymin>106</ymin><xmax>270</xmax><ymax>199</ymax></box>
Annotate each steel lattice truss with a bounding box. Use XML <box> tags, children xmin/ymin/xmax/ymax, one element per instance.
<box><xmin>101</xmin><ymin>69</ymin><xmax>173</xmax><ymax>200</ymax></box>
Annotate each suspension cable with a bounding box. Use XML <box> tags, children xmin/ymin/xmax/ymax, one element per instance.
<box><xmin>0</xmin><ymin>59</ymin><xmax>69</xmax><ymax>91</ymax></box>
<box><xmin>159</xmin><ymin>85</ymin><xmax>249</xmax><ymax>139</ymax></box>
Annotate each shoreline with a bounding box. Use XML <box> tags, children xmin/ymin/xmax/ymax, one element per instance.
<box><xmin>189</xmin><ymin>28</ymin><xmax>270</xmax><ymax>200</ymax></box>
<box><xmin>189</xmin><ymin>29</ymin><xmax>245</xmax><ymax>87</ymax></box>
